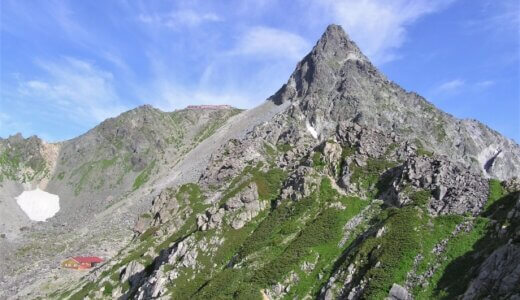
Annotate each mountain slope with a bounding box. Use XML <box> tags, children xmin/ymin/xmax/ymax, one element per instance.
<box><xmin>47</xmin><ymin>105</ymin><xmax>243</xmax><ymax>224</ymax></box>
<box><xmin>0</xmin><ymin>105</ymin><xmax>243</xmax><ymax>298</ymax></box>
<box><xmin>0</xmin><ymin>105</ymin><xmax>241</xmax><ymax>231</ymax></box>
<box><xmin>52</xmin><ymin>25</ymin><xmax>520</xmax><ymax>300</ymax></box>
<box><xmin>270</xmin><ymin>25</ymin><xmax>520</xmax><ymax>180</ymax></box>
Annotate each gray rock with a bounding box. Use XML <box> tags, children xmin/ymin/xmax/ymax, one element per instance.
<box><xmin>197</xmin><ymin>207</ymin><xmax>225</xmax><ymax>231</ymax></box>
<box><xmin>240</xmin><ymin>183</ymin><xmax>258</xmax><ymax>203</ymax></box>
<box><xmin>387</xmin><ymin>283</ymin><xmax>413</xmax><ymax>300</ymax></box>
<box><xmin>322</xmin><ymin>140</ymin><xmax>343</xmax><ymax>176</ymax></box>
<box><xmin>463</xmin><ymin>244</ymin><xmax>520</xmax><ymax>299</ymax></box>
<box><xmin>225</xmin><ymin>195</ymin><xmax>245</xmax><ymax>210</ymax></box>
<box><xmin>149</xmin><ymin>188</ymin><xmax>180</xmax><ymax>227</ymax></box>
<box><xmin>281</xmin><ymin>166</ymin><xmax>319</xmax><ymax>201</ymax></box>
<box><xmin>231</xmin><ymin>218</ymin><xmax>245</xmax><ymax>230</ymax></box>
<box><xmin>382</xmin><ymin>156</ymin><xmax>489</xmax><ymax>216</ymax></box>
<box><xmin>434</xmin><ymin>185</ymin><xmax>447</xmax><ymax>201</ymax></box>
<box><xmin>200</xmin><ymin>183</ymin><xmax>262</xmax><ymax>231</ymax></box>
<box><xmin>121</xmin><ymin>261</ymin><xmax>145</xmax><ymax>287</ymax></box>
<box><xmin>504</xmin><ymin>177</ymin><xmax>520</xmax><ymax>193</ymax></box>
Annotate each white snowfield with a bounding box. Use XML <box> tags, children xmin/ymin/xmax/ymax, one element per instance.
<box><xmin>306</xmin><ymin>120</ymin><xmax>319</xmax><ymax>139</ymax></box>
<box><xmin>15</xmin><ymin>188</ymin><xmax>60</xmax><ymax>222</ymax></box>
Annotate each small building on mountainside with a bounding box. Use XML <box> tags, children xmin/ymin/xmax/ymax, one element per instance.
<box><xmin>61</xmin><ymin>256</ymin><xmax>104</xmax><ymax>269</ymax></box>
<box><xmin>186</xmin><ymin>105</ymin><xmax>232</xmax><ymax>110</ymax></box>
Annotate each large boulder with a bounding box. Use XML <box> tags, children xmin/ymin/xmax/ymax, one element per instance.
<box><xmin>383</xmin><ymin>156</ymin><xmax>488</xmax><ymax>215</ymax></box>
<box><xmin>281</xmin><ymin>166</ymin><xmax>320</xmax><ymax>201</ymax></box>
<box><xmin>386</xmin><ymin>283</ymin><xmax>413</xmax><ymax>300</ymax></box>
<box><xmin>121</xmin><ymin>261</ymin><xmax>145</xmax><ymax>288</ymax></box>
<box><xmin>150</xmin><ymin>188</ymin><xmax>179</xmax><ymax>226</ymax></box>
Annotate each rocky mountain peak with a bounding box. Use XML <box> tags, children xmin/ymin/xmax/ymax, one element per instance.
<box><xmin>121</xmin><ymin>104</ymin><xmax>162</xmax><ymax>118</ymax></box>
<box><xmin>269</xmin><ymin>24</ymin><xmax>520</xmax><ymax>181</ymax></box>
<box><xmin>269</xmin><ymin>24</ymin><xmax>374</xmax><ymax>106</ymax></box>
<box><xmin>313</xmin><ymin>24</ymin><xmax>363</xmax><ymax>58</ymax></box>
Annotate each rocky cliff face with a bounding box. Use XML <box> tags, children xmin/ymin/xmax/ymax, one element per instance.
<box><xmin>271</xmin><ymin>25</ymin><xmax>520</xmax><ymax>181</ymax></box>
<box><xmin>5</xmin><ymin>25</ymin><xmax>520</xmax><ymax>300</ymax></box>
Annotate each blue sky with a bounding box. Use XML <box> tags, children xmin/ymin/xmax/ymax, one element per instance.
<box><xmin>1</xmin><ymin>0</ymin><xmax>518</xmax><ymax>142</ymax></box>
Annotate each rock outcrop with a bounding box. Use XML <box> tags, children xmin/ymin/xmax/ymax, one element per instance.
<box><xmin>197</xmin><ymin>182</ymin><xmax>265</xmax><ymax>230</ymax></box>
<box><xmin>463</xmin><ymin>244</ymin><xmax>520</xmax><ymax>299</ymax></box>
<box><xmin>281</xmin><ymin>166</ymin><xmax>319</xmax><ymax>201</ymax></box>
<box><xmin>384</xmin><ymin>156</ymin><xmax>489</xmax><ymax>215</ymax></box>
<box><xmin>387</xmin><ymin>283</ymin><xmax>413</xmax><ymax>300</ymax></box>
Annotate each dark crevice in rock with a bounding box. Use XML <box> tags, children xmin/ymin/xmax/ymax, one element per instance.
<box><xmin>484</xmin><ymin>149</ymin><xmax>502</xmax><ymax>174</ymax></box>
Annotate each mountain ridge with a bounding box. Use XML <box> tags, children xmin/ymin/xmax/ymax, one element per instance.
<box><xmin>271</xmin><ymin>24</ymin><xmax>520</xmax><ymax>181</ymax></box>
<box><xmin>1</xmin><ymin>24</ymin><xmax>519</xmax><ymax>299</ymax></box>
<box><xmin>0</xmin><ymin>105</ymin><xmax>245</xmax><ymax>298</ymax></box>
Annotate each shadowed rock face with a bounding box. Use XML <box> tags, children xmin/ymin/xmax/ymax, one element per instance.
<box><xmin>463</xmin><ymin>243</ymin><xmax>520</xmax><ymax>299</ymax></box>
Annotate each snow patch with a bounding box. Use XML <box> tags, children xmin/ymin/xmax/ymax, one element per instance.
<box><xmin>476</xmin><ymin>144</ymin><xmax>502</xmax><ymax>177</ymax></box>
<box><xmin>306</xmin><ymin>121</ymin><xmax>319</xmax><ymax>139</ymax></box>
<box><xmin>15</xmin><ymin>188</ymin><xmax>60</xmax><ymax>221</ymax></box>
<box><xmin>345</xmin><ymin>52</ymin><xmax>363</xmax><ymax>62</ymax></box>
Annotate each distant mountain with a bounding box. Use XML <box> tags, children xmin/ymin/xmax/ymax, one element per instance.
<box><xmin>2</xmin><ymin>25</ymin><xmax>519</xmax><ymax>299</ymax></box>
<box><xmin>0</xmin><ymin>105</ymin><xmax>242</xmax><ymax>231</ymax></box>
<box><xmin>0</xmin><ymin>105</ymin><xmax>242</xmax><ymax>296</ymax></box>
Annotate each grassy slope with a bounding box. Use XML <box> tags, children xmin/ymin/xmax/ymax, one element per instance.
<box><xmin>58</xmin><ymin>146</ymin><xmax>517</xmax><ymax>300</ymax></box>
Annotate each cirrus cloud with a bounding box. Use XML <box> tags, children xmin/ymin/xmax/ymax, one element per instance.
<box><xmin>138</xmin><ymin>9</ymin><xmax>222</xmax><ymax>29</ymax></box>
<box><xmin>436</xmin><ymin>79</ymin><xmax>465</xmax><ymax>92</ymax></box>
<box><xmin>230</xmin><ymin>26</ymin><xmax>310</xmax><ymax>60</ymax></box>
<box><xmin>316</xmin><ymin>0</ymin><xmax>455</xmax><ymax>63</ymax></box>
<box><xmin>17</xmin><ymin>57</ymin><xmax>128</xmax><ymax>124</ymax></box>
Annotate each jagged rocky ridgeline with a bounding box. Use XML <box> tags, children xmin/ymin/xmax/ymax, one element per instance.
<box><xmin>7</xmin><ymin>24</ymin><xmax>520</xmax><ymax>299</ymax></box>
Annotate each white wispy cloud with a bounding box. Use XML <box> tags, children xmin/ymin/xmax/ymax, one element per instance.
<box><xmin>435</xmin><ymin>79</ymin><xmax>497</xmax><ymax>94</ymax></box>
<box><xmin>138</xmin><ymin>9</ymin><xmax>221</xmax><ymax>28</ymax></box>
<box><xmin>437</xmin><ymin>79</ymin><xmax>465</xmax><ymax>92</ymax></box>
<box><xmin>100</xmin><ymin>51</ymin><xmax>131</xmax><ymax>73</ymax></box>
<box><xmin>230</xmin><ymin>26</ymin><xmax>310</xmax><ymax>60</ymax></box>
<box><xmin>475</xmin><ymin>80</ymin><xmax>495</xmax><ymax>88</ymax></box>
<box><xmin>465</xmin><ymin>0</ymin><xmax>519</xmax><ymax>33</ymax></box>
<box><xmin>25</xmin><ymin>80</ymin><xmax>50</xmax><ymax>90</ymax></box>
<box><xmin>137</xmin><ymin>77</ymin><xmax>258</xmax><ymax>112</ymax></box>
<box><xmin>316</xmin><ymin>0</ymin><xmax>455</xmax><ymax>63</ymax></box>
<box><xmin>18</xmin><ymin>57</ymin><xmax>128</xmax><ymax>124</ymax></box>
